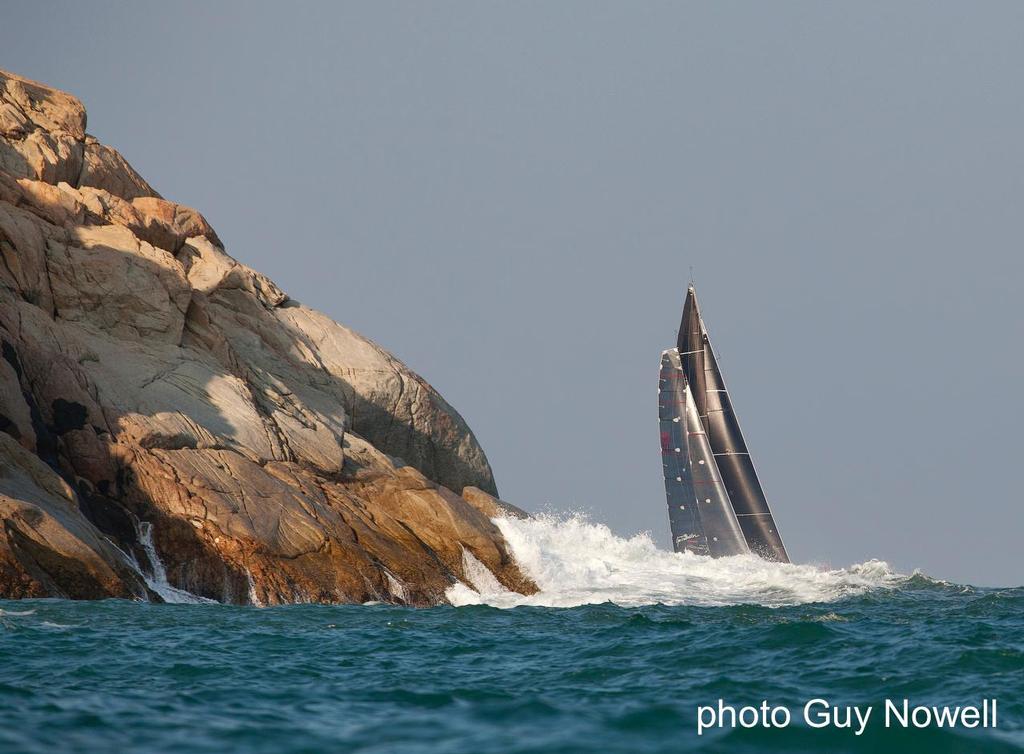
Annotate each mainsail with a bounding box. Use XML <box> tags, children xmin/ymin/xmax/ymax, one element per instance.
<box><xmin>662</xmin><ymin>285</ymin><xmax>790</xmax><ymax>562</ymax></box>
<box><xmin>659</xmin><ymin>349</ymin><xmax>749</xmax><ymax>557</ymax></box>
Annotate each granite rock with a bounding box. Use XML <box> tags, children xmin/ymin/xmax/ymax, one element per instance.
<box><xmin>0</xmin><ymin>69</ymin><xmax>530</xmax><ymax>604</ymax></box>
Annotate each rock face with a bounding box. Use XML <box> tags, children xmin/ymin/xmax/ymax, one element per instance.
<box><xmin>0</xmin><ymin>69</ymin><xmax>532</xmax><ymax>605</ymax></box>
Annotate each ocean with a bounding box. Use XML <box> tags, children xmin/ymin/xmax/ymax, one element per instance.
<box><xmin>1</xmin><ymin>514</ymin><xmax>1021</xmax><ymax>753</ymax></box>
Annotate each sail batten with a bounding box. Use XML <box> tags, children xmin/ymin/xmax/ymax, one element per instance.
<box><xmin>659</xmin><ymin>349</ymin><xmax>749</xmax><ymax>558</ymax></box>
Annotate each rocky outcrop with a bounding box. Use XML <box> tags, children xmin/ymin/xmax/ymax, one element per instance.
<box><xmin>0</xmin><ymin>69</ymin><xmax>531</xmax><ymax>604</ymax></box>
<box><xmin>461</xmin><ymin>486</ymin><xmax>529</xmax><ymax>521</ymax></box>
<box><xmin>0</xmin><ymin>433</ymin><xmax>148</xmax><ymax>600</ymax></box>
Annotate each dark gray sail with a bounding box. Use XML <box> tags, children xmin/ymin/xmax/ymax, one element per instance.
<box><xmin>659</xmin><ymin>349</ymin><xmax>748</xmax><ymax>557</ymax></box>
<box><xmin>675</xmin><ymin>285</ymin><xmax>790</xmax><ymax>562</ymax></box>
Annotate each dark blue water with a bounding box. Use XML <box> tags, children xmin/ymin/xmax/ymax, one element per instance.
<box><xmin>1</xmin><ymin>581</ymin><xmax>1021</xmax><ymax>753</ymax></box>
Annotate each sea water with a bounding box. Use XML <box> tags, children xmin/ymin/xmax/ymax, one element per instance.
<box><xmin>1</xmin><ymin>514</ymin><xmax>1021</xmax><ymax>753</ymax></box>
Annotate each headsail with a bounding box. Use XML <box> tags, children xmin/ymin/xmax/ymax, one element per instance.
<box><xmin>659</xmin><ymin>349</ymin><xmax>749</xmax><ymax>557</ymax></box>
<box><xmin>673</xmin><ymin>285</ymin><xmax>790</xmax><ymax>563</ymax></box>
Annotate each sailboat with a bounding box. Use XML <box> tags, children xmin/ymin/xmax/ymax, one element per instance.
<box><xmin>659</xmin><ymin>285</ymin><xmax>790</xmax><ymax>562</ymax></box>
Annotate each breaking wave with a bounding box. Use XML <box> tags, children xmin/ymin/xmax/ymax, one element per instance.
<box><xmin>447</xmin><ymin>512</ymin><xmax>912</xmax><ymax>608</ymax></box>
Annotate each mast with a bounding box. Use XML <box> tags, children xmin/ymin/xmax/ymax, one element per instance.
<box><xmin>659</xmin><ymin>349</ymin><xmax>748</xmax><ymax>557</ymax></box>
<box><xmin>675</xmin><ymin>285</ymin><xmax>791</xmax><ymax>563</ymax></box>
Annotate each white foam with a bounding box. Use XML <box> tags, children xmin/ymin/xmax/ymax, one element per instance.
<box><xmin>39</xmin><ymin>621</ymin><xmax>72</xmax><ymax>630</ymax></box>
<box><xmin>245</xmin><ymin>568</ymin><xmax>263</xmax><ymax>607</ymax></box>
<box><xmin>460</xmin><ymin>547</ymin><xmax>511</xmax><ymax>596</ymax></box>
<box><xmin>446</xmin><ymin>512</ymin><xmax>906</xmax><ymax>608</ymax></box>
<box><xmin>384</xmin><ymin>569</ymin><xmax>410</xmax><ymax>604</ymax></box>
<box><xmin>134</xmin><ymin>521</ymin><xmax>215</xmax><ymax>605</ymax></box>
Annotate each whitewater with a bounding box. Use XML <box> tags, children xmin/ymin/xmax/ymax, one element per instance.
<box><xmin>447</xmin><ymin>513</ymin><xmax>910</xmax><ymax>608</ymax></box>
<box><xmin>3</xmin><ymin>511</ymin><xmax>1022</xmax><ymax>754</ymax></box>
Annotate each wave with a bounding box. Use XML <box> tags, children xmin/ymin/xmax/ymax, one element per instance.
<box><xmin>447</xmin><ymin>512</ymin><xmax>913</xmax><ymax>608</ymax></box>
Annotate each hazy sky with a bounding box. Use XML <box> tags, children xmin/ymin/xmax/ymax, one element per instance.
<box><xmin>3</xmin><ymin>2</ymin><xmax>1022</xmax><ymax>586</ymax></box>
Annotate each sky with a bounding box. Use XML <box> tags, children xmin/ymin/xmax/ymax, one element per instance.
<box><xmin>3</xmin><ymin>2</ymin><xmax>1022</xmax><ymax>586</ymax></box>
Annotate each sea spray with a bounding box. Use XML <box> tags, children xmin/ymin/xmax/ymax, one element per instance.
<box><xmin>460</xmin><ymin>547</ymin><xmax>510</xmax><ymax>595</ymax></box>
<box><xmin>445</xmin><ymin>548</ymin><xmax>513</xmax><ymax>605</ymax></box>
<box><xmin>383</xmin><ymin>569</ymin><xmax>410</xmax><ymax>604</ymax></box>
<box><xmin>447</xmin><ymin>512</ymin><xmax>906</xmax><ymax>608</ymax></box>
<box><xmin>133</xmin><ymin>521</ymin><xmax>214</xmax><ymax>605</ymax></box>
<box><xmin>245</xmin><ymin>569</ymin><xmax>263</xmax><ymax>607</ymax></box>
